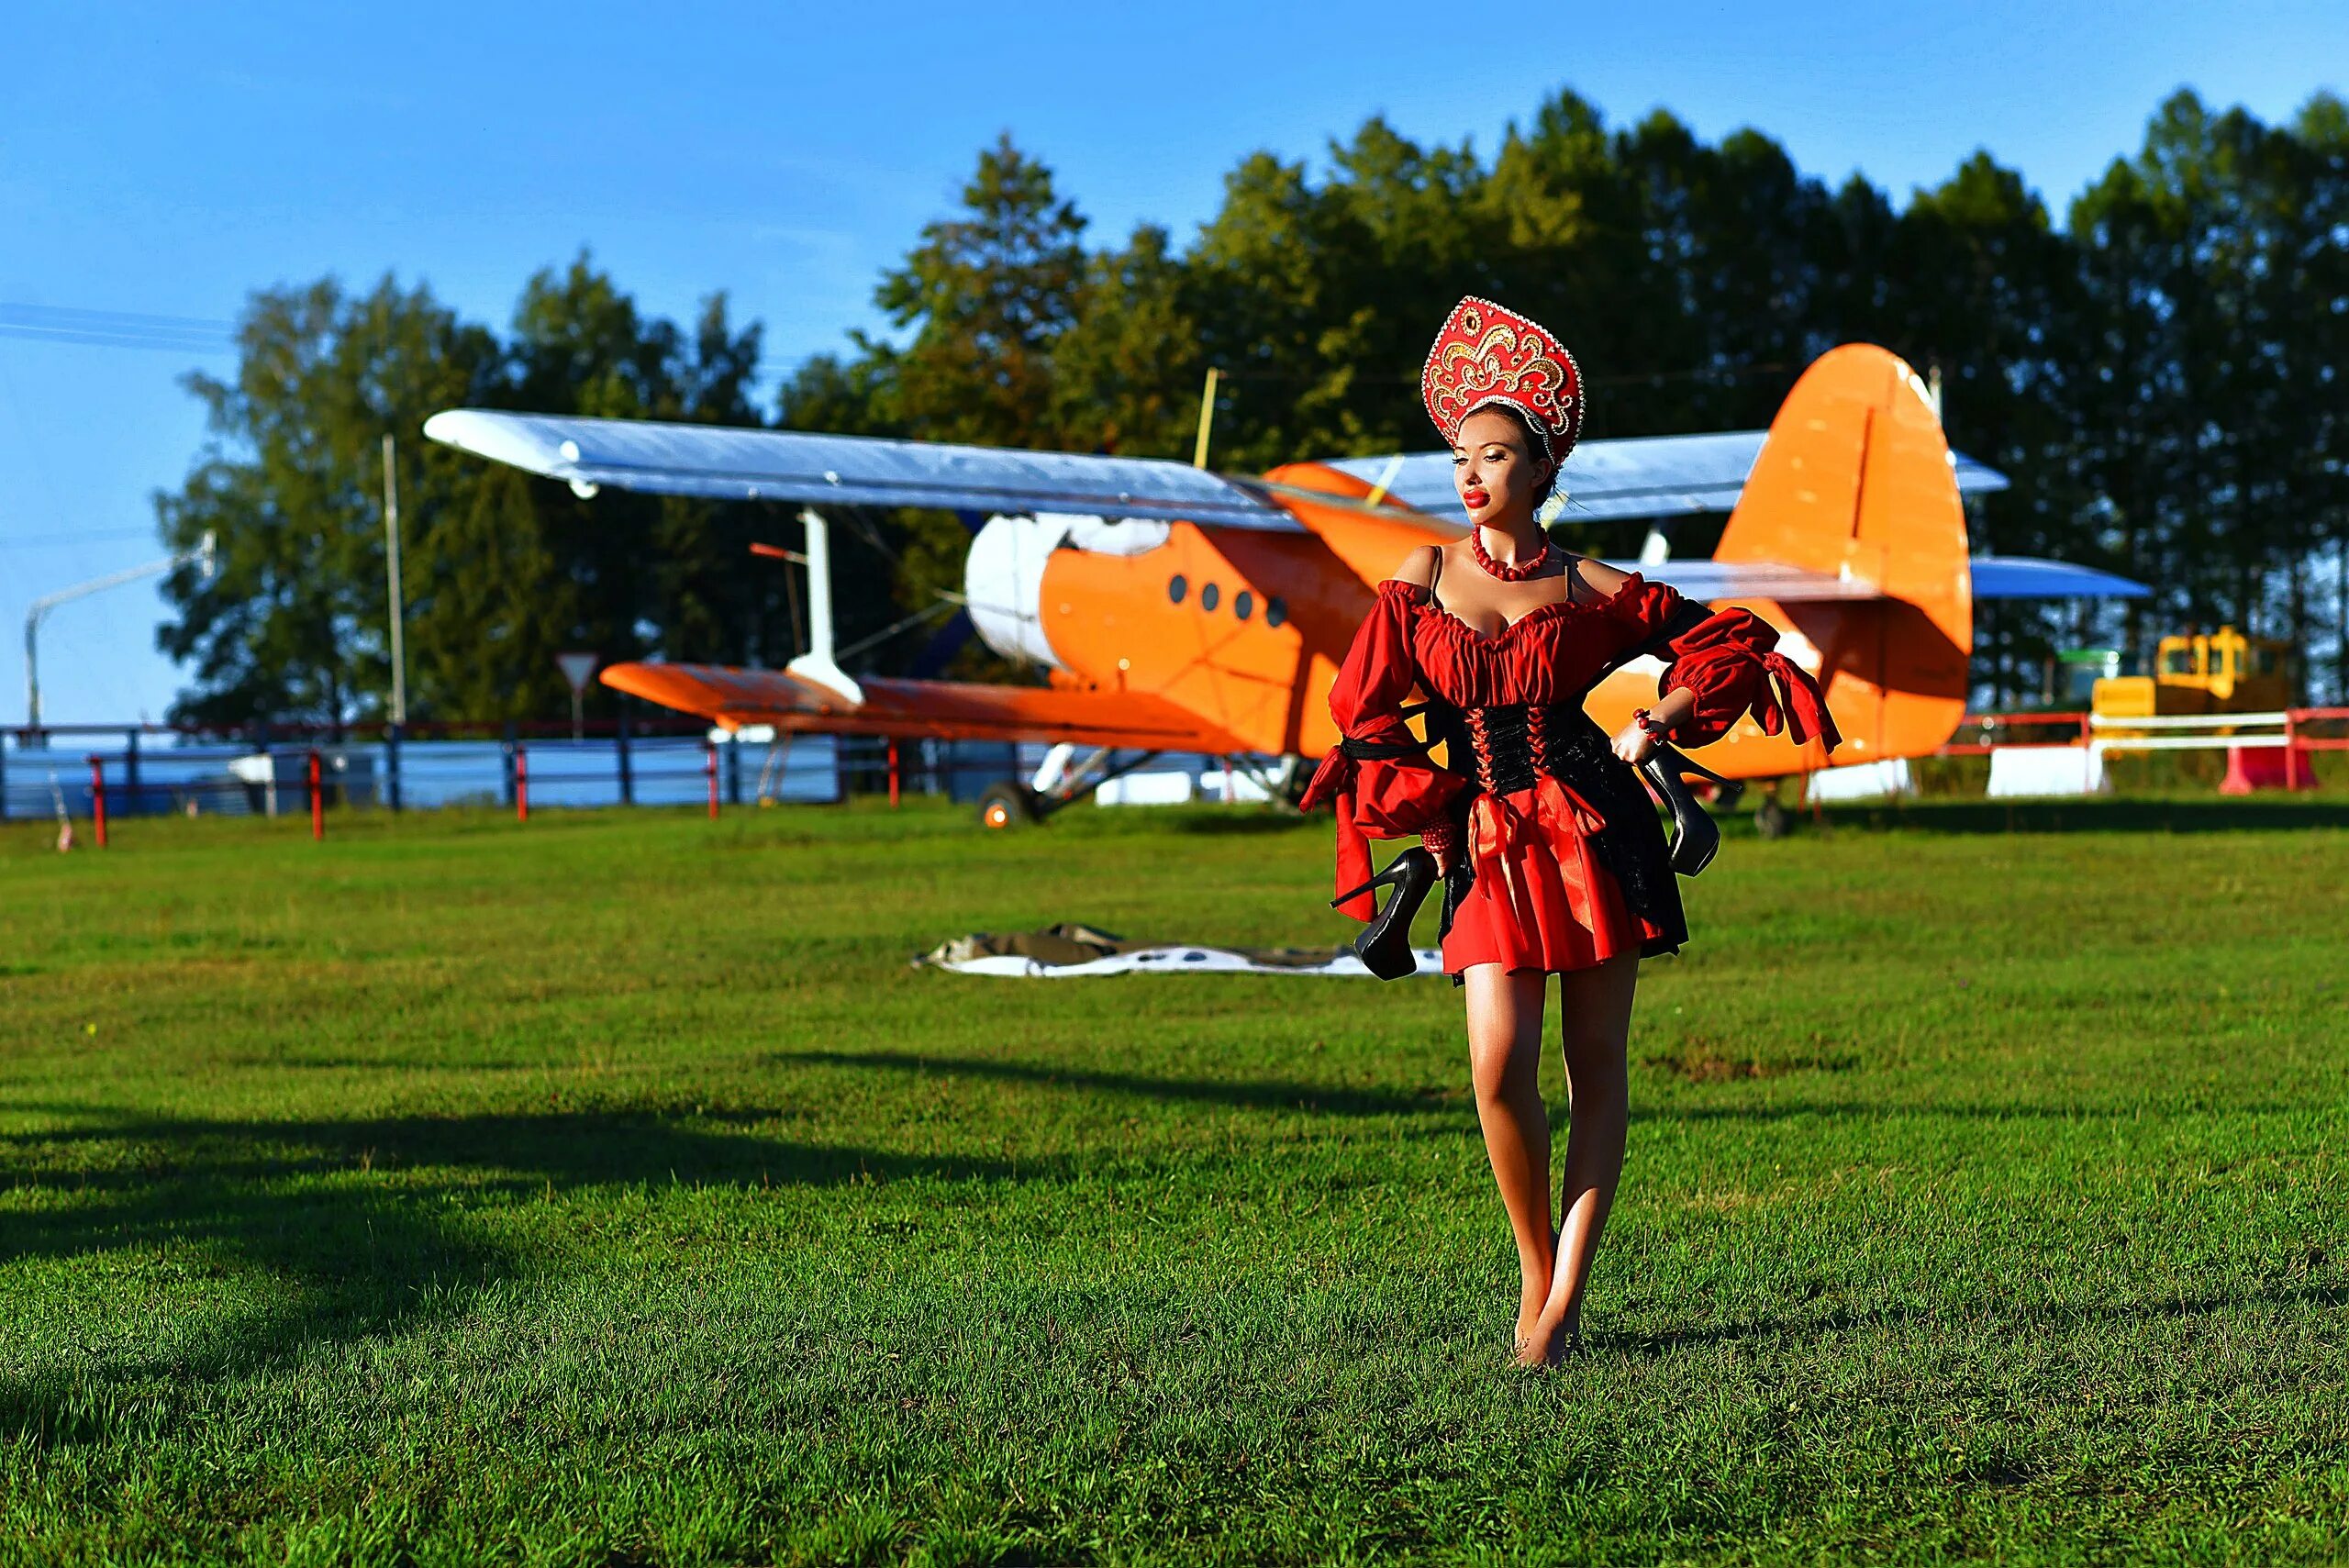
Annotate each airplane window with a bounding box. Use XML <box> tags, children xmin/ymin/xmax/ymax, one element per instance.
<box><xmin>1266</xmin><ymin>596</ymin><xmax>1287</xmax><ymax>628</ymax></box>
<box><xmin>1201</xmin><ymin>584</ymin><xmax>1220</xmax><ymax>612</ymax></box>
<box><xmin>1168</xmin><ymin>574</ymin><xmax>1187</xmax><ymax>604</ymax></box>
<box><xmin>1234</xmin><ymin>591</ymin><xmax>1253</xmax><ymax>620</ymax></box>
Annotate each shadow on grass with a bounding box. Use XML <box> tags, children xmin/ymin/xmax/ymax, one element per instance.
<box><xmin>0</xmin><ymin>1106</ymin><xmax>1024</xmax><ymax>1446</ymax></box>
<box><xmin>778</xmin><ymin>1049</ymin><xmax>1460</xmax><ymax>1118</ymax></box>
<box><xmin>1613</xmin><ymin>1278</ymin><xmax>2349</xmax><ymax>1356</ymax></box>
<box><xmin>1812</xmin><ymin>798</ymin><xmax>2349</xmax><ymax>835</ymax></box>
<box><xmin>777</xmin><ymin>1050</ymin><xmax>2291</xmax><ymax>1130</ymax></box>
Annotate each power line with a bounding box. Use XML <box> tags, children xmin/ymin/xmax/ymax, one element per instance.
<box><xmin>0</xmin><ymin>302</ymin><xmax>237</xmax><ymax>355</ymax></box>
<box><xmin>0</xmin><ymin>528</ymin><xmax>159</xmax><ymax>549</ymax></box>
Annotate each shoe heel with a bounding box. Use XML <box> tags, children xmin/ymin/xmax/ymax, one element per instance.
<box><xmin>1641</xmin><ymin>750</ymin><xmax>1721</xmax><ymax>876</ymax></box>
<box><xmin>1330</xmin><ymin>859</ymin><xmax>1408</xmax><ymax>911</ymax></box>
<box><xmin>1349</xmin><ymin>846</ymin><xmax>1437</xmax><ymax>980</ymax></box>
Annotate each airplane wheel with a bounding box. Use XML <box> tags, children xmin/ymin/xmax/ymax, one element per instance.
<box><xmin>977</xmin><ymin>782</ymin><xmax>1040</xmax><ymax>829</ymax></box>
<box><xmin>1754</xmin><ymin>795</ymin><xmax>1791</xmax><ymax>840</ymax></box>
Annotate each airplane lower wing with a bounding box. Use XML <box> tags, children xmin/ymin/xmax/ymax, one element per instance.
<box><xmin>1968</xmin><ymin>556</ymin><xmax>2151</xmax><ymax>599</ymax></box>
<box><xmin>601</xmin><ymin>662</ymin><xmax>1248</xmax><ymax>753</ymax></box>
<box><xmin>1618</xmin><ymin>556</ymin><xmax>2147</xmax><ymax>603</ymax></box>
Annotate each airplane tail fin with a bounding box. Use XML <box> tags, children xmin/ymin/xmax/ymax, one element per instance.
<box><xmin>1251</xmin><ymin>462</ymin><xmax>1453</xmax><ymax>584</ymax></box>
<box><xmin>1714</xmin><ymin>345</ymin><xmax>1974</xmax><ymax>763</ymax></box>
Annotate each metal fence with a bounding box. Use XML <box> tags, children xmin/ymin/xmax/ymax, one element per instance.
<box><xmin>1</xmin><ymin>719</ymin><xmax>1062</xmax><ymax>828</ymax></box>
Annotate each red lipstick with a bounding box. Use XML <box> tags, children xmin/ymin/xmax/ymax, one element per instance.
<box><xmin>1464</xmin><ymin>487</ymin><xmax>1490</xmax><ymax>508</ymax></box>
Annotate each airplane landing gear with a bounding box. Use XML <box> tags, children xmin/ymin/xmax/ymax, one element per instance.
<box><xmin>977</xmin><ymin>783</ymin><xmax>1041</xmax><ymax>828</ymax></box>
<box><xmin>974</xmin><ymin>746</ymin><xmax>1163</xmax><ymax>828</ymax></box>
<box><xmin>1755</xmin><ymin>794</ymin><xmax>1791</xmax><ymax>840</ymax></box>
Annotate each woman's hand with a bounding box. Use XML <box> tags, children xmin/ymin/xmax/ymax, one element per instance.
<box><xmin>1419</xmin><ymin>817</ymin><xmax>1461</xmax><ymax>874</ymax></box>
<box><xmin>1611</xmin><ymin>722</ymin><xmax>1659</xmax><ymax>766</ymax></box>
<box><xmin>1615</xmin><ymin>702</ymin><xmax>1680</xmax><ymax>764</ymax></box>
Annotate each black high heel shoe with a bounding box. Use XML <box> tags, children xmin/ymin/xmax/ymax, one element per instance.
<box><xmin>1330</xmin><ymin>846</ymin><xmax>1438</xmax><ymax>980</ymax></box>
<box><xmin>1638</xmin><ymin>743</ymin><xmax>1729</xmax><ymax>876</ymax></box>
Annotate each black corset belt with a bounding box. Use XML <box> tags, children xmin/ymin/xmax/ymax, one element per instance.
<box><xmin>1422</xmin><ymin>699</ymin><xmax>1689</xmax><ymax>968</ymax></box>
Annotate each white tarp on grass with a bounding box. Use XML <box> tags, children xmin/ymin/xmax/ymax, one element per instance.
<box><xmin>915</xmin><ymin>924</ymin><xmax>1443</xmax><ymax>978</ymax></box>
<box><xmin>929</xmin><ymin>945</ymin><xmax>1447</xmax><ymax>978</ymax></box>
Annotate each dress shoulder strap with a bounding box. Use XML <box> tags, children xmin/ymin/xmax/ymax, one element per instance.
<box><xmin>1414</xmin><ymin>541</ymin><xmax>1446</xmax><ymax>613</ymax></box>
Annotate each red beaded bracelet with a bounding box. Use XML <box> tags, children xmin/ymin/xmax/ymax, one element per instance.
<box><xmin>1631</xmin><ymin>707</ymin><xmax>1673</xmax><ymax>740</ymax></box>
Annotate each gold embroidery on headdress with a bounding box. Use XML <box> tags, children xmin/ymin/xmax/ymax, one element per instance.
<box><xmin>1420</xmin><ymin>296</ymin><xmax>1584</xmax><ymax>459</ymax></box>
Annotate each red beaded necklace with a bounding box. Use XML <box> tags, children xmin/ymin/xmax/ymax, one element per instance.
<box><xmin>1471</xmin><ymin>527</ymin><xmax>1550</xmax><ymax>583</ymax></box>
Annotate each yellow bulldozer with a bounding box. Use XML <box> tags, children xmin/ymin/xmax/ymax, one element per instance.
<box><xmin>2092</xmin><ymin>627</ymin><xmax>2295</xmax><ymax>719</ymax></box>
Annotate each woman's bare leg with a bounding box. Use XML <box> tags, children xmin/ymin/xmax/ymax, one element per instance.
<box><xmin>1461</xmin><ymin>963</ymin><xmax>1555</xmax><ymax>1360</ymax></box>
<box><xmin>1528</xmin><ymin>953</ymin><xmax>1638</xmax><ymax>1360</ymax></box>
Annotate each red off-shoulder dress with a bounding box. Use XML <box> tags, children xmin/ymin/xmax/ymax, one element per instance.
<box><xmin>1299</xmin><ymin>567</ymin><xmax>1838</xmax><ymax>979</ymax></box>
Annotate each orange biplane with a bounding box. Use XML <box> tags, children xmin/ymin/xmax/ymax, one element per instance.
<box><xmin>424</xmin><ymin>344</ymin><xmax>2144</xmax><ymax>823</ymax></box>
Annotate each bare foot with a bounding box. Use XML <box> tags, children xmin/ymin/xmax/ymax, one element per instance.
<box><xmin>1512</xmin><ymin>1270</ymin><xmax>1549</xmax><ymax>1362</ymax></box>
<box><xmin>1514</xmin><ymin>1311</ymin><xmax>1584</xmax><ymax>1367</ymax></box>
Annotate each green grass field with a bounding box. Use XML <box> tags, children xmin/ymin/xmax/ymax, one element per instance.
<box><xmin>4</xmin><ymin>795</ymin><xmax>2346</xmax><ymax>1566</ymax></box>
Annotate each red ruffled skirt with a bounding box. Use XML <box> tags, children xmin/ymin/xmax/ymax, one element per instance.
<box><xmin>1440</xmin><ymin>777</ymin><xmax>1664</xmax><ymax>977</ymax></box>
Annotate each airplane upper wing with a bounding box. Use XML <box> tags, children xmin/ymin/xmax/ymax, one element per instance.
<box><xmin>1610</xmin><ymin>559</ymin><xmax>1886</xmax><ymax>602</ymax></box>
<box><xmin>600</xmin><ymin>662</ymin><xmax>1248</xmax><ymax>752</ymax></box>
<box><xmin>1327</xmin><ymin>431</ymin><xmax>2009</xmax><ymax>524</ymax></box>
<box><xmin>422</xmin><ymin>410</ymin><xmax>1302</xmax><ymax>529</ymax></box>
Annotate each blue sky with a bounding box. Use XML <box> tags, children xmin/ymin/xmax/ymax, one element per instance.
<box><xmin>2</xmin><ymin>0</ymin><xmax>2339</xmax><ymax>725</ymax></box>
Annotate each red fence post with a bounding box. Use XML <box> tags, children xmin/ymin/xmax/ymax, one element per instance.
<box><xmin>887</xmin><ymin>739</ymin><xmax>901</xmax><ymax>809</ymax></box>
<box><xmin>705</xmin><ymin>740</ymin><xmax>719</xmax><ymax>819</ymax></box>
<box><xmin>516</xmin><ymin>745</ymin><xmax>529</xmax><ymax>823</ymax></box>
<box><xmin>2286</xmin><ymin>710</ymin><xmax>2300</xmax><ymax>791</ymax></box>
<box><xmin>87</xmin><ymin>756</ymin><xmax>107</xmax><ymax>849</ymax></box>
<box><xmin>308</xmin><ymin>749</ymin><xmax>324</xmax><ymax>841</ymax></box>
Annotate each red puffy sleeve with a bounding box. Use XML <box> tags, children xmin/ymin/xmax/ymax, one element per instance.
<box><xmin>1608</xmin><ymin>574</ymin><xmax>1842</xmax><ymax>751</ymax></box>
<box><xmin>1297</xmin><ymin>580</ymin><xmax>1465</xmax><ymax>920</ymax></box>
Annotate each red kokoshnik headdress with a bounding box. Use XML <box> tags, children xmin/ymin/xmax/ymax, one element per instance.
<box><xmin>1420</xmin><ymin>296</ymin><xmax>1584</xmax><ymax>462</ymax></box>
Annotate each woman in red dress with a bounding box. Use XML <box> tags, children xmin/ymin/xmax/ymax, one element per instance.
<box><xmin>1301</xmin><ymin>298</ymin><xmax>1838</xmax><ymax>1364</ymax></box>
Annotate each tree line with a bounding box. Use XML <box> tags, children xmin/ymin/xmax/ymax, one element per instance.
<box><xmin>156</xmin><ymin>85</ymin><xmax>2349</xmax><ymax>726</ymax></box>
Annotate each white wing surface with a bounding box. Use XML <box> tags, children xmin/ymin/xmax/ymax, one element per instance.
<box><xmin>1327</xmin><ymin>431</ymin><xmax>2009</xmax><ymax>524</ymax></box>
<box><xmin>1609</xmin><ymin>559</ymin><xmax>1886</xmax><ymax>602</ymax></box>
<box><xmin>421</xmin><ymin>410</ymin><xmax>1298</xmax><ymax>529</ymax></box>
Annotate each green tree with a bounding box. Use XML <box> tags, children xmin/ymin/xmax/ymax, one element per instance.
<box><xmin>157</xmin><ymin>276</ymin><xmax>502</xmax><ymax>727</ymax></box>
<box><xmin>792</xmin><ymin>138</ymin><xmax>1097</xmax><ymax>679</ymax></box>
<box><xmin>1049</xmin><ymin>223</ymin><xmax>1202</xmax><ymax>459</ymax></box>
<box><xmin>2288</xmin><ymin>93</ymin><xmax>2349</xmax><ymax>697</ymax></box>
<box><xmin>871</xmin><ymin>133</ymin><xmax>1087</xmax><ymax>449</ymax></box>
<box><xmin>2067</xmin><ymin>92</ymin><xmax>2346</xmax><ymax>695</ymax></box>
<box><xmin>159</xmin><ymin>260</ymin><xmax>777</xmax><ymax>728</ymax></box>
